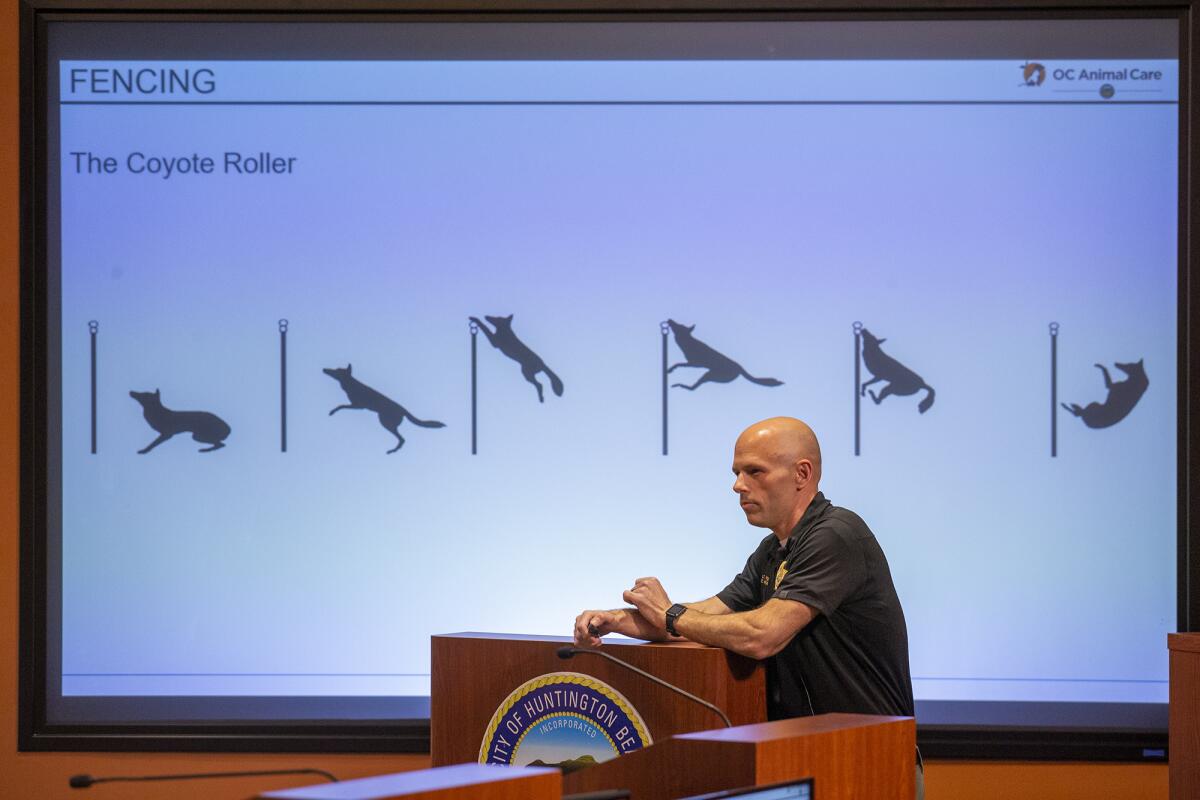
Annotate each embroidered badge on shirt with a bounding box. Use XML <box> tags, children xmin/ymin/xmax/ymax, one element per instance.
<box><xmin>775</xmin><ymin>561</ymin><xmax>788</xmax><ymax>590</ymax></box>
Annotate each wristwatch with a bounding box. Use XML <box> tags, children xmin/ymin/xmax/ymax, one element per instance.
<box><xmin>665</xmin><ymin>603</ymin><xmax>688</xmax><ymax>637</ymax></box>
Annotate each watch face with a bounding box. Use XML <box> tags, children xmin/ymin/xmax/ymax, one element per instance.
<box><xmin>667</xmin><ymin>604</ymin><xmax>686</xmax><ymax>636</ymax></box>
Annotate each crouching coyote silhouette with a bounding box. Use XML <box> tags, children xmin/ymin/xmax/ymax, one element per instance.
<box><xmin>323</xmin><ymin>364</ymin><xmax>445</xmax><ymax>453</ymax></box>
<box><xmin>130</xmin><ymin>389</ymin><xmax>231</xmax><ymax>453</ymax></box>
<box><xmin>1061</xmin><ymin>360</ymin><xmax>1148</xmax><ymax>429</ymax></box>
<box><xmin>470</xmin><ymin>314</ymin><xmax>563</xmax><ymax>403</ymax></box>
<box><xmin>858</xmin><ymin>328</ymin><xmax>935</xmax><ymax>413</ymax></box>
<box><xmin>666</xmin><ymin>319</ymin><xmax>783</xmax><ymax>391</ymax></box>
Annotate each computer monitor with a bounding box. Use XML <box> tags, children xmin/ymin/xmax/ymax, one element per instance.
<box><xmin>679</xmin><ymin>777</ymin><xmax>815</xmax><ymax>800</ymax></box>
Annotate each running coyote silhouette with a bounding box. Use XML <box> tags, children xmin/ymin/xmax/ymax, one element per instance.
<box><xmin>129</xmin><ymin>389</ymin><xmax>231</xmax><ymax>453</ymax></box>
<box><xmin>469</xmin><ymin>314</ymin><xmax>564</xmax><ymax>403</ymax></box>
<box><xmin>1061</xmin><ymin>360</ymin><xmax>1148</xmax><ymax>429</ymax></box>
<box><xmin>666</xmin><ymin>319</ymin><xmax>783</xmax><ymax>391</ymax></box>
<box><xmin>323</xmin><ymin>364</ymin><xmax>445</xmax><ymax>453</ymax></box>
<box><xmin>859</xmin><ymin>328</ymin><xmax>935</xmax><ymax>413</ymax></box>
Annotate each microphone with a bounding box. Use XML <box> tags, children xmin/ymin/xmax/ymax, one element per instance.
<box><xmin>68</xmin><ymin>768</ymin><xmax>339</xmax><ymax>789</ymax></box>
<box><xmin>556</xmin><ymin>646</ymin><xmax>732</xmax><ymax>727</ymax></box>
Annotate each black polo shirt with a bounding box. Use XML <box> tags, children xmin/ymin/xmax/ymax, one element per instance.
<box><xmin>716</xmin><ymin>492</ymin><xmax>914</xmax><ymax>720</ymax></box>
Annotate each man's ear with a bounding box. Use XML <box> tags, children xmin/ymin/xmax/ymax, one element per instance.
<box><xmin>795</xmin><ymin>459</ymin><xmax>813</xmax><ymax>488</ymax></box>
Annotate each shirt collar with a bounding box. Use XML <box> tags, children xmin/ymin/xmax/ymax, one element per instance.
<box><xmin>783</xmin><ymin>491</ymin><xmax>830</xmax><ymax>551</ymax></box>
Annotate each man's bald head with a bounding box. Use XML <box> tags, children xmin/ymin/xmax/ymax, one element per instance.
<box><xmin>732</xmin><ymin>418</ymin><xmax>823</xmax><ymax>540</ymax></box>
<box><xmin>736</xmin><ymin>417</ymin><xmax>822</xmax><ymax>484</ymax></box>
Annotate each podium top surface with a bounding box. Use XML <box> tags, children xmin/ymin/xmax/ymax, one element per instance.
<box><xmin>259</xmin><ymin>764</ymin><xmax>560</xmax><ymax>800</ymax></box>
<box><xmin>1169</xmin><ymin>632</ymin><xmax>1200</xmax><ymax>653</ymax></box>
<box><xmin>435</xmin><ymin>631</ymin><xmax>719</xmax><ymax>650</ymax></box>
<box><xmin>677</xmin><ymin>713</ymin><xmax>913</xmax><ymax>743</ymax></box>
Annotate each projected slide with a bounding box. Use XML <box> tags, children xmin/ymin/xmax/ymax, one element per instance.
<box><xmin>54</xmin><ymin>57</ymin><xmax>1176</xmax><ymax>716</ymax></box>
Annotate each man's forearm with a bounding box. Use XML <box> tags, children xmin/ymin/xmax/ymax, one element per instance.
<box><xmin>672</xmin><ymin>600</ymin><xmax>812</xmax><ymax>660</ymax></box>
<box><xmin>671</xmin><ymin>610</ymin><xmax>766</xmax><ymax>658</ymax></box>
<box><xmin>610</xmin><ymin>608</ymin><xmax>669</xmax><ymax>642</ymax></box>
<box><xmin>623</xmin><ymin>597</ymin><xmax>729</xmax><ymax>641</ymax></box>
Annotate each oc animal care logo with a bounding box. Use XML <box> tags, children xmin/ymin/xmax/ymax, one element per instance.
<box><xmin>479</xmin><ymin>672</ymin><xmax>651</xmax><ymax>770</ymax></box>
<box><xmin>1019</xmin><ymin>62</ymin><xmax>1046</xmax><ymax>87</ymax></box>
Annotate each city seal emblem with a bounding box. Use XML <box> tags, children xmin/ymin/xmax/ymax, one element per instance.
<box><xmin>479</xmin><ymin>671</ymin><xmax>652</xmax><ymax>770</ymax></box>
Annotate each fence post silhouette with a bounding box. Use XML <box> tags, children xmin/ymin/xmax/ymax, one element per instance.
<box><xmin>661</xmin><ymin>321</ymin><xmax>670</xmax><ymax>455</ymax></box>
<box><xmin>279</xmin><ymin>319</ymin><xmax>289</xmax><ymax>452</ymax></box>
<box><xmin>853</xmin><ymin>321</ymin><xmax>863</xmax><ymax>456</ymax></box>
<box><xmin>470</xmin><ymin>319</ymin><xmax>479</xmax><ymax>455</ymax></box>
<box><xmin>89</xmin><ymin>320</ymin><xmax>98</xmax><ymax>454</ymax></box>
<box><xmin>1050</xmin><ymin>322</ymin><xmax>1059</xmax><ymax>457</ymax></box>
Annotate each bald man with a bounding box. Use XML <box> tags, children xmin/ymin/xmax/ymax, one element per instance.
<box><xmin>573</xmin><ymin>416</ymin><xmax>914</xmax><ymax>726</ymax></box>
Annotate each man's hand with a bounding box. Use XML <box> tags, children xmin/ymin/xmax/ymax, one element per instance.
<box><xmin>622</xmin><ymin>577</ymin><xmax>673</xmax><ymax>636</ymax></box>
<box><xmin>574</xmin><ymin>609</ymin><xmax>625</xmax><ymax>647</ymax></box>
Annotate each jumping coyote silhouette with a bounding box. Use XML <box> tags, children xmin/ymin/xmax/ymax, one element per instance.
<box><xmin>324</xmin><ymin>364</ymin><xmax>445</xmax><ymax>453</ymax></box>
<box><xmin>130</xmin><ymin>389</ymin><xmax>231</xmax><ymax>453</ymax></box>
<box><xmin>470</xmin><ymin>314</ymin><xmax>564</xmax><ymax>403</ymax></box>
<box><xmin>1061</xmin><ymin>360</ymin><xmax>1148</xmax><ymax>429</ymax></box>
<box><xmin>666</xmin><ymin>319</ymin><xmax>783</xmax><ymax>391</ymax></box>
<box><xmin>858</xmin><ymin>328</ymin><xmax>935</xmax><ymax>413</ymax></box>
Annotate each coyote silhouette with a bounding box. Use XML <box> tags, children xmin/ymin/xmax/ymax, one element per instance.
<box><xmin>666</xmin><ymin>319</ymin><xmax>783</xmax><ymax>391</ymax></box>
<box><xmin>323</xmin><ymin>364</ymin><xmax>445</xmax><ymax>453</ymax></box>
<box><xmin>129</xmin><ymin>389</ymin><xmax>231</xmax><ymax>453</ymax></box>
<box><xmin>470</xmin><ymin>315</ymin><xmax>563</xmax><ymax>403</ymax></box>
<box><xmin>1061</xmin><ymin>360</ymin><xmax>1148</xmax><ymax>429</ymax></box>
<box><xmin>858</xmin><ymin>328</ymin><xmax>935</xmax><ymax>413</ymax></box>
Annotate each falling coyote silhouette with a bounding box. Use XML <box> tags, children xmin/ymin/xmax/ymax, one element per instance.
<box><xmin>323</xmin><ymin>364</ymin><xmax>445</xmax><ymax>453</ymax></box>
<box><xmin>130</xmin><ymin>389</ymin><xmax>231</xmax><ymax>453</ymax></box>
<box><xmin>858</xmin><ymin>328</ymin><xmax>935</xmax><ymax>413</ymax></box>
<box><xmin>666</xmin><ymin>319</ymin><xmax>783</xmax><ymax>391</ymax></box>
<box><xmin>1061</xmin><ymin>360</ymin><xmax>1148</xmax><ymax>429</ymax></box>
<box><xmin>470</xmin><ymin>314</ymin><xmax>564</xmax><ymax>403</ymax></box>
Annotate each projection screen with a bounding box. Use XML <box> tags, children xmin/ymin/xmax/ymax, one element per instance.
<box><xmin>21</xmin><ymin>5</ymin><xmax>1191</xmax><ymax>757</ymax></box>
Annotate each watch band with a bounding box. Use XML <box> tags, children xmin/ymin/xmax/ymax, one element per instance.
<box><xmin>665</xmin><ymin>603</ymin><xmax>688</xmax><ymax>637</ymax></box>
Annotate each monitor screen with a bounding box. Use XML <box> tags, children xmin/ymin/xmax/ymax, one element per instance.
<box><xmin>681</xmin><ymin>777</ymin><xmax>814</xmax><ymax>800</ymax></box>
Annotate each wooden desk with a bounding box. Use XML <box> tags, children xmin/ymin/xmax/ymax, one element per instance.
<box><xmin>257</xmin><ymin>763</ymin><xmax>561</xmax><ymax>800</ymax></box>
<box><xmin>1170</xmin><ymin>633</ymin><xmax>1200</xmax><ymax>799</ymax></box>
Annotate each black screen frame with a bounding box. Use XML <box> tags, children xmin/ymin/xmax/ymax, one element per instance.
<box><xmin>18</xmin><ymin>0</ymin><xmax>1200</xmax><ymax>758</ymax></box>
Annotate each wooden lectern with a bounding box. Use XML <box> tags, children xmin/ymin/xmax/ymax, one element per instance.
<box><xmin>431</xmin><ymin>632</ymin><xmax>766</xmax><ymax>765</ymax></box>
<box><xmin>432</xmin><ymin>632</ymin><xmax>915</xmax><ymax>799</ymax></box>
<box><xmin>1170</xmin><ymin>632</ymin><xmax>1200</xmax><ymax>799</ymax></box>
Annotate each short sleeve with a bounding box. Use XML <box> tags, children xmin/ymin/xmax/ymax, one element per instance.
<box><xmin>716</xmin><ymin>550</ymin><xmax>762</xmax><ymax>613</ymax></box>
<box><xmin>773</xmin><ymin>525</ymin><xmax>865</xmax><ymax>616</ymax></box>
